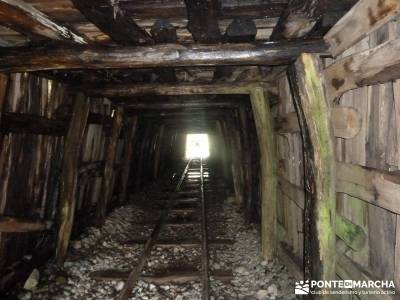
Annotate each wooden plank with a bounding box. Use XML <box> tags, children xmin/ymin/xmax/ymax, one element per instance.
<box><xmin>324</xmin><ymin>37</ymin><xmax>400</xmax><ymax>101</ymax></box>
<box><xmin>0</xmin><ymin>0</ymin><xmax>86</xmax><ymax>43</ymax></box>
<box><xmin>71</xmin><ymin>0</ymin><xmax>152</xmax><ymax>45</ymax></box>
<box><xmin>184</xmin><ymin>0</ymin><xmax>221</xmax><ymax>43</ymax></box>
<box><xmin>393</xmin><ymin>80</ymin><xmax>400</xmax><ymax>167</ymax></box>
<box><xmin>336</xmin><ymin>161</ymin><xmax>400</xmax><ymax>214</ymax></box>
<box><xmin>56</xmin><ymin>93</ymin><xmax>90</xmax><ymax>265</ymax></box>
<box><xmin>0</xmin><ymin>216</ymin><xmax>50</xmax><ymax>232</ymax></box>
<box><xmin>278</xmin><ymin>177</ymin><xmax>304</xmax><ymax>209</ymax></box>
<box><xmin>84</xmin><ymin>82</ymin><xmax>260</xmax><ymax>97</ymax></box>
<box><xmin>288</xmin><ymin>53</ymin><xmax>336</xmax><ymax>286</ymax></box>
<box><xmin>90</xmin><ymin>269</ymin><xmax>233</xmax><ymax>283</ymax></box>
<box><xmin>270</xmin><ymin>0</ymin><xmax>320</xmax><ymax>40</ymax></box>
<box><xmin>250</xmin><ymin>87</ymin><xmax>277</xmax><ymax>260</ymax></box>
<box><xmin>395</xmin><ymin>215</ymin><xmax>400</xmax><ymax>290</ymax></box>
<box><xmin>0</xmin><ymin>40</ymin><xmax>327</xmax><ymax>72</ymax></box>
<box><xmin>96</xmin><ymin>107</ymin><xmax>124</xmax><ymax>226</ymax></box>
<box><xmin>118</xmin><ymin>116</ymin><xmax>138</xmax><ymax>203</ymax></box>
<box><xmin>275</xmin><ymin>107</ymin><xmax>361</xmax><ymax>139</ymax></box>
<box><xmin>325</xmin><ymin>0</ymin><xmax>400</xmax><ymax>57</ymax></box>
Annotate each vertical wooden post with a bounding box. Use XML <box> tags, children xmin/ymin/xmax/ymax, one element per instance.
<box><xmin>96</xmin><ymin>107</ymin><xmax>124</xmax><ymax>226</ymax></box>
<box><xmin>56</xmin><ymin>93</ymin><xmax>90</xmax><ymax>265</ymax></box>
<box><xmin>250</xmin><ymin>87</ymin><xmax>277</xmax><ymax>260</ymax></box>
<box><xmin>288</xmin><ymin>53</ymin><xmax>336</xmax><ymax>287</ymax></box>
<box><xmin>119</xmin><ymin>116</ymin><xmax>138</xmax><ymax>203</ymax></box>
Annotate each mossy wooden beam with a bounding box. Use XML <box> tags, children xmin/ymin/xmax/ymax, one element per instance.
<box><xmin>96</xmin><ymin>107</ymin><xmax>124</xmax><ymax>226</ymax></box>
<box><xmin>335</xmin><ymin>214</ymin><xmax>366</xmax><ymax>252</ymax></box>
<box><xmin>56</xmin><ymin>93</ymin><xmax>90</xmax><ymax>265</ymax></box>
<box><xmin>250</xmin><ymin>87</ymin><xmax>277</xmax><ymax>260</ymax></box>
<box><xmin>288</xmin><ymin>53</ymin><xmax>336</xmax><ymax>287</ymax></box>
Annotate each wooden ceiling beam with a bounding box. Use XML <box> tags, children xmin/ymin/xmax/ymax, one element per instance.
<box><xmin>121</xmin><ymin>101</ymin><xmax>243</xmax><ymax>110</ymax></box>
<box><xmin>0</xmin><ymin>40</ymin><xmax>327</xmax><ymax>72</ymax></box>
<box><xmin>120</xmin><ymin>1</ymin><xmax>287</xmax><ymax>19</ymax></box>
<box><xmin>0</xmin><ymin>0</ymin><xmax>86</xmax><ymax>44</ymax></box>
<box><xmin>184</xmin><ymin>0</ymin><xmax>221</xmax><ymax>43</ymax></box>
<box><xmin>270</xmin><ymin>0</ymin><xmax>321</xmax><ymax>40</ymax></box>
<box><xmin>83</xmin><ymin>82</ymin><xmax>264</xmax><ymax>97</ymax></box>
<box><xmin>71</xmin><ymin>0</ymin><xmax>153</xmax><ymax>45</ymax></box>
<box><xmin>270</xmin><ymin>0</ymin><xmax>357</xmax><ymax>40</ymax></box>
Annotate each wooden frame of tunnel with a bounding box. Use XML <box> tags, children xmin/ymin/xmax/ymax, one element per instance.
<box><xmin>77</xmin><ymin>69</ymin><xmax>335</xmax><ymax>284</ymax></box>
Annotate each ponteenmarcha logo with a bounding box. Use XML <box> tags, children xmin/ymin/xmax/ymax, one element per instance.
<box><xmin>295</xmin><ymin>280</ymin><xmax>310</xmax><ymax>294</ymax></box>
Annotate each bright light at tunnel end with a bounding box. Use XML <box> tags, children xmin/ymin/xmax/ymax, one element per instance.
<box><xmin>185</xmin><ymin>133</ymin><xmax>210</xmax><ymax>159</ymax></box>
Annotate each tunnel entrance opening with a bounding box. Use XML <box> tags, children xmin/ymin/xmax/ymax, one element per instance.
<box><xmin>185</xmin><ymin>133</ymin><xmax>210</xmax><ymax>159</ymax></box>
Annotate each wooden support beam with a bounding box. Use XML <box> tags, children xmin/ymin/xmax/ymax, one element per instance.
<box><xmin>336</xmin><ymin>161</ymin><xmax>400</xmax><ymax>215</ymax></box>
<box><xmin>123</xmin><ymin>101</ymin><xmax>243</xmax><ymax>110</ymax></box>
<box><xmin>56</xmin><ymin>93</ymin><xmax>90</xmax><ymax>265</ymax></box>
<box><xmin>288</xmin><ymin>53</ymin><xmax>335</xmax><ymax>286</ymax></box>
<box><xmin>71</xmin><ymin>0</ymin><xmax>152</xmax><ymax>46</ymax></box>
<box><xmin>118</xmin><ymin>116</ymin><xmax>138</xmax><ymax>203</ymax></box>
<box><xmin>0</xmin><ymin>112</ymin><xmax>111</xmax><ymax>136</ymax></box>
<box><xmin>184</xmin><ymin>0</ymin><xmax>221</xmax><ymax>43</ymax></box>
<box><xmin>250</xmin><ymin>87</ymin><xmax>277</xmax><ymax>260</ymax></box>
<box><xmin>0</xmin><ymin>40</ymin><xmax>327</xmax><ymax>72</ymax></box>
<box><xmin>324</xmin><ymin>37</ymin><xmax>400</xmax><ymax>101</ymax></box>
<box><xmin>0</xmin><ymin>0</ymin><xmax>86</xmax><ymax>44</ymax></box>
<box><xmin>270</xmin><ymin>0</ymin><xmax>320</xmax><ymax>40</ymax></box>
<box><xmin>121</xmin><ymin>0</ymin><xmax>286</xmax><ymax>19</ymax></box>
<box><xmin>325</xmin><ymin>0</ymin><xmax>400</xmax><ymax>57</ymax></box>
<box><xmin>275</xmin><ymin>107</ymin><xmax>361</xmax><ymax>139</ymax></box>
<box><xmin>85</xmin><ymin>83</ymin><xmax>259</xmax><ymax>97</ymax></box>
<box><xmin>78</xmin><ymin>160</ymin><xmax>104</xmax><ymax>176</ymax></box>
<box><xmin>96</xmin><ymin>107</ymin><xmax>124</xmax><ymax>226</ymax></box>
<box><xmin>0</xmin><ymin>216</ymin><xmax>51</xmax><ymax>232</ymax></box>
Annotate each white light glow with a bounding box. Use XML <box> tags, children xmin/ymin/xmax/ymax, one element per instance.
<box><xmin>185</xmin><ymin>133</ymin><xmax>209</xmax><ymax>159</ymax></box>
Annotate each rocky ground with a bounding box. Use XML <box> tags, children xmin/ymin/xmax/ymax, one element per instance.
<box><xmin>17</xmin><ymin>194</ymin><xmax>296</xmax><ymax>300</ymax></box>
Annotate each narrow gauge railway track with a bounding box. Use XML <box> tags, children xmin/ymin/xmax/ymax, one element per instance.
<box><xmin>115</xmin><ymin>158</ymin><xmax>220</xmax><ymax>300</ymax></box>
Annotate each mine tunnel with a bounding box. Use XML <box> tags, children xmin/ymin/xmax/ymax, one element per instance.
<box><xmin>0</xmin><ymin>0</ymin><xmax>400</xmax><ymax>299</ymax></box>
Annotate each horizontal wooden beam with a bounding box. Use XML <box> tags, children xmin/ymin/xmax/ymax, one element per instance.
<box><xmin>336</xmin><ymin>161</ymin><xmax>400</xmax><ymax>215</ymax></box>
<box><xmin>123</xmin><ymin>101</ymin><xmax>244</xmax><ymax>110</ymax></box>
<box><xmin>90</xmin><ymin>269</ymin><xmax>233</xmax><ymax>284</ymax></box>
<box><xmin>1</xmin><ymin>112</ymin><xmax>111</xmax><ymax>136</ymax></box>
<box><xmin>0</xmin><ymin>216</ymin><xmax>51</xmax><ymax>232</ymax></box>
<box><xmin>120</xmin><ymin>0</ymin><xmax>287</xmax><ymax>19</ymax></box>
<box><xmin>275</xmin><ymin>107</ymin><xmax>361</xmax><ymax>139</ymax></box>
<box><xmin>324</xmin><ymin>37</ymin><xmax>400</xmax><ymax>100</ymax></box>
<box><xmin>0</xmin><ymin>0</ymin><xmax>86</xmax><ymax>44</ymax></box>
<box><xmin>0</xmin><ymin>40</ymin><xmax>327</xmax><ymax>72</ymax></box>
<box><xmin>88</xmin><ymin>83</ymin><xmax>261</xmax><ymax>97</ymax></box>
<box><xmin>325</xmin><ymin>0</ymin><xmax>400</xmax><ymax>57</ymax></box>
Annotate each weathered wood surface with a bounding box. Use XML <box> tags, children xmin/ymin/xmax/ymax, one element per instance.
<box><xmin>335</xmin><ymin>214</ymin><xmax>366</xmax><ymax>252</ymax></box>
<box><xmin>324</xmin><ymin>37</ymin><xmax>400</xmax><ymax>101</ymax></box>
<box><xmin>91</xmin><ymin>269</ymin><xmax>233</xmax><ymax>284</ymax></box>
<box><xmin>250</xmin><ymin>87</ymin><xmax>277</xmax><ymax>260</ymax></box>
<box><xmin>225</xmin><ymin>19</ymin><xmax>257</xmax><ymax>43</ymax></box>
<box><xmin>0</xmin><ymin>216</ymin><xmax>50</xmax><ymax>232</ymax></box>
<box><xmin>56</xmin><ymin>93</ymin><xmax>90</xmax><ymax>265</ymax></box>
<box><xmin>325</xmin><ymin>0</ymin><xmax>400</xmax><ymax>57</ymax></box>
<box><xmin>78</xmin><ymin>160</ymin><xmax>104</xmax><ymax>176</ymax></box>
<box><xmin>270</xmin><ymin>0</ymin><xmax>319</xmax><ymax>40</ymax></box>
<box><xmin>184</xmin><ymin>0</ymin><xmax>221</xmax><ymax>43</ymax></box>
<box><xmin>96</xmin><ymin>107</ymin><xmax>123</xmax><ymax>226</ymax></box>
<box><xmin>288</xmin><ymin>53</ymin><xmax>336</xmax><ymax>286</ymax></box>
<box><xmin>336</xmin><ymin>161</ymin><xmax>400</xmax><ymax>215</ymax></box>
<box><xmin>0</xmin><ymin>0</ymin><xmax>86</xmax><ymax>44</ymax></box>
<box><xmin>275</xmin><ymin>107</ymin><xmax>361</xmax><ymax>139</ymax></box>
<box><xmin>118</xmin><ymin>116</ymin><xmax>138</xmax><ymax>203</ymax></box>
<box><xmin>84</xmin><ymin>83</ymin><xmax>267</xmax><ymax>98</ymax></box>
<box><xmin>71</xmin><ymin>0</ymin><xmax>153</xmax><ymax>46</ymax></box>
<box><xmin>0</xmin><ymin>40</ymin><xmax>327</xmax><ymax>72</ymax></box>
